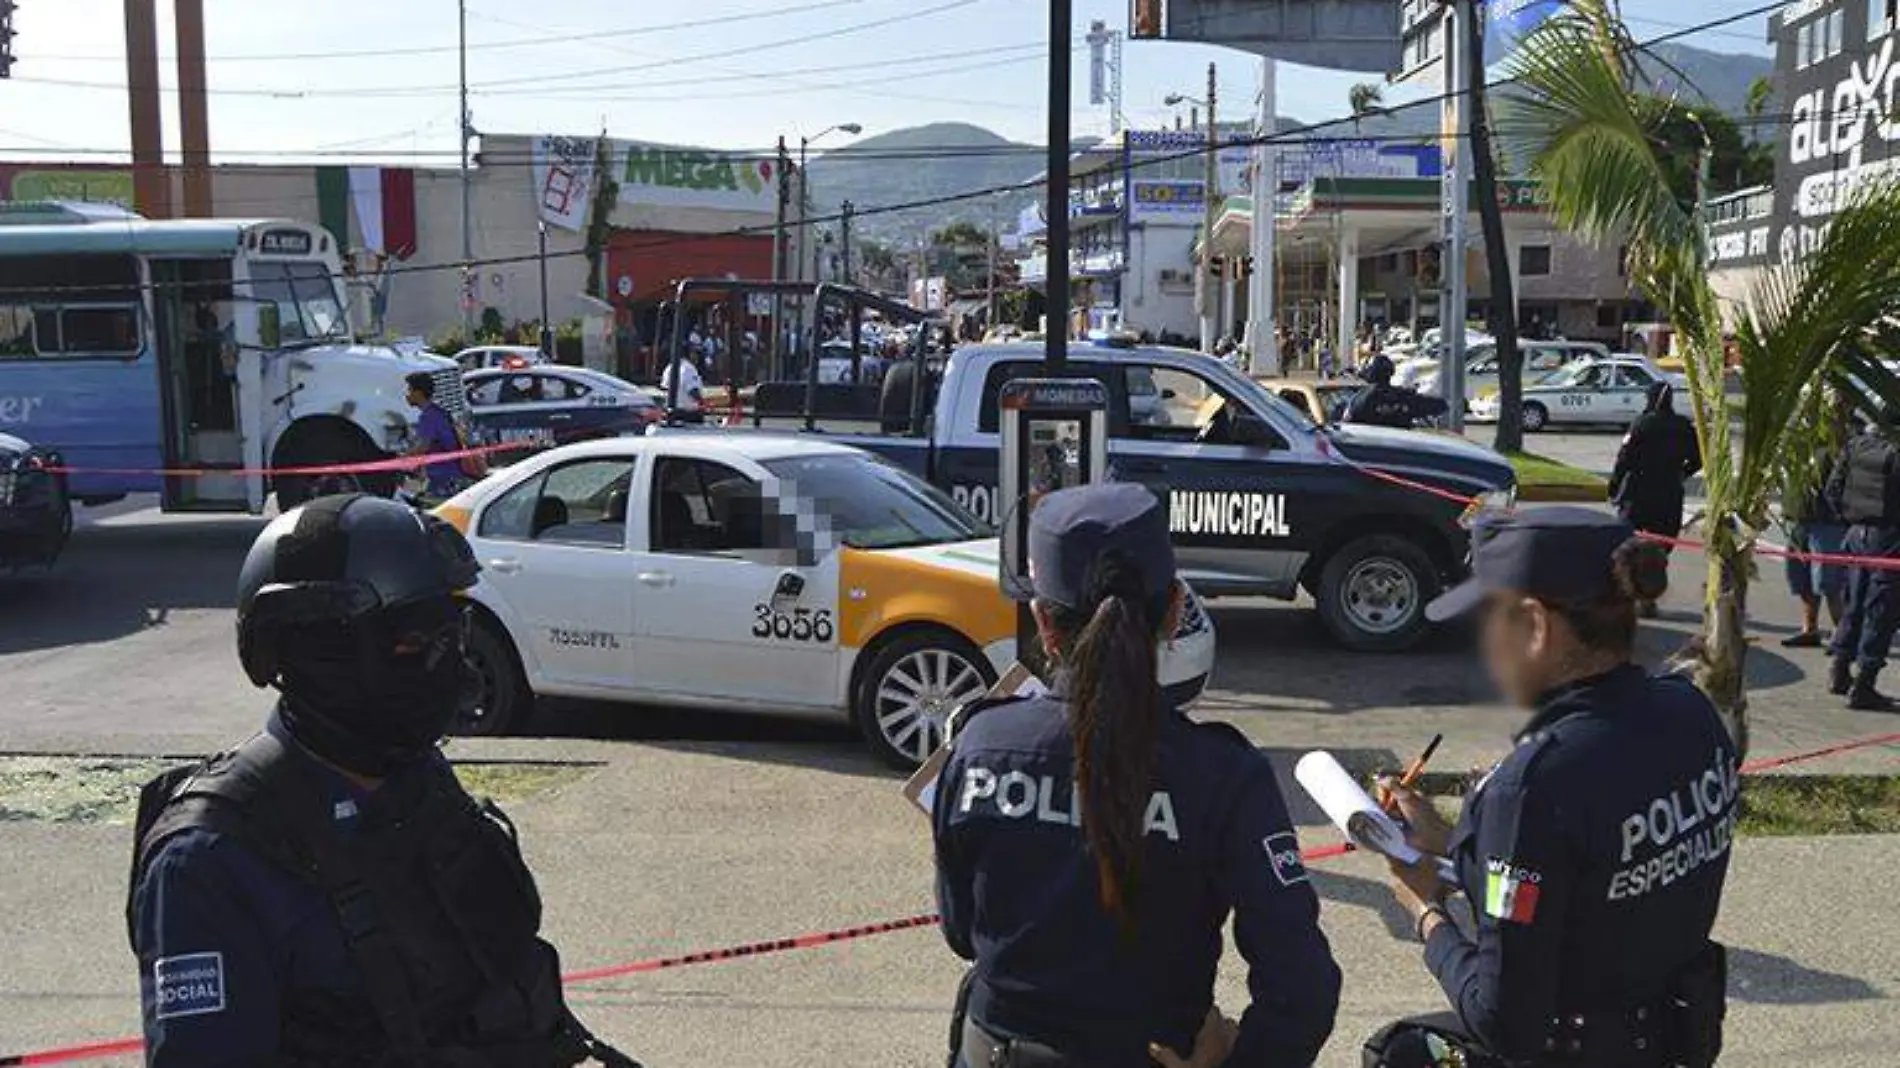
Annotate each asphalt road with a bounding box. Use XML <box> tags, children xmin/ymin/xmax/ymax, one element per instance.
<box><xmin>1</xmin><ymin>434</ymin><xmax>1895</xmax><ymax>1066</ymax></box>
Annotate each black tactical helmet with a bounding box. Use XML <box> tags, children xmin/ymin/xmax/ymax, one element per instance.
<box><xmin>237</xmin><ymin>494</ymin><xmax>479</xmax><ymax>688</ymax></box>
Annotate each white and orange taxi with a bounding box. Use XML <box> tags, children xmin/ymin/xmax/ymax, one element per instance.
<box><xmin>435</xmin><ymin>435</ymin><xmax>1215</xmax><ymax>768</ymax></box>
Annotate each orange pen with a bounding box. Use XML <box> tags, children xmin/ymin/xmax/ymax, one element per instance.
<box><xmin>1380</xmin><ymin>733</ymin><xmax>1443</xmax><ymax>815</ymax></box>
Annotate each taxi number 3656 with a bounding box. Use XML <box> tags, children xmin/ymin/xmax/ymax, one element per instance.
<box><xmin>752</xmin><ymin>606</ymin><xmax>835</xmax><ymax>643</ymax></box>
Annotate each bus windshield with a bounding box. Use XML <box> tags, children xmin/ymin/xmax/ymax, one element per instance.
<box><xmin>250</xmin><ymin>262</ymin><xmax>346</xmax><ymax>343</ymax></box>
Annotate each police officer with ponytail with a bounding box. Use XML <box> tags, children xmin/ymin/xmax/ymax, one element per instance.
<box><xmin>933</xmin><ymin>483</ymin><xmax>1341</xmax><ymax>1068</ymax></box>
<box><xmin>1364</xmin><ymin>508</ymin><xmax>1736</xmax><ymax>1068</ymax></box>
<box><xmin>129</xmin><ymin>494</ymin><xmax>635</xmax><ymax>1067</ymax></box>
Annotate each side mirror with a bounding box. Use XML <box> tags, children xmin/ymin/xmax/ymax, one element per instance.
<box><xmin>1232</xmin><ymin>410</ymin><xmax>1280</xmax><ymax>449</ymax></box>
<box><xmin>257</xmin><ymin>303</ymin><xmax>282</xmax><ymax>350</ymax></box>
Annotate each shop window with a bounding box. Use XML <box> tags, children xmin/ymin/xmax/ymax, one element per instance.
<box><xmin>1519</xmin><ymin>245</ymin><xmax>1552</xmax><ymax>277</ymax></box>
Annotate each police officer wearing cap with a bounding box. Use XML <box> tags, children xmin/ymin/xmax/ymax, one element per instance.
<box><xmin>933</xmin><ymin>482</ymin><xmax>1342</xmax><ymax>1068</ymax></box>
<box><xmin>1363</xmin><ymin>507</ymin><xmax>1736</xmax><ymax>1068</ymax></box>
<box><xmin>128</xmin><ymin>494</ymin><xmax>636</xmax><ymax>1067</ymax></box>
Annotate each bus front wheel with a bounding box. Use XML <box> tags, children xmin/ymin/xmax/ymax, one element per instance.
<box><xmin>272</xmin><ymin>421</ymin><xmax>397</xmax><ymax>509</ymax></box>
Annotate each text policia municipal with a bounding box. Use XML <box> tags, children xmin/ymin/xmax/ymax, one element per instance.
<box><xmin>952</xmin><ymin>485</ymin><xmax>1291</xmax><ymax>539</ymax></box>
<box><xmin>1608</xmin><ymin>749</ymin><xmax>1741</xmax><ymax>902</ymax></box>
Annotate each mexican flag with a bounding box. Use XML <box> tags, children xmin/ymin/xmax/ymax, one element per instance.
<box><xmin>1483</xmin><ymin>863</ymin><xmax>1541</xmax><ymax>924</ymax></box>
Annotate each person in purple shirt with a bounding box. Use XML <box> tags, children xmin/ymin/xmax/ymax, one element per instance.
<box><xmin>405</xmin><ymin>372</ymin><xmax>465</xmax><ymax>499</ymax></box>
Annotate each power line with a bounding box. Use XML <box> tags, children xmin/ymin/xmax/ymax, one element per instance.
<box><xmin>24</xmin><ymin>0</ymin><xmax>873</xmax><ymax>64</ymax></box>
<box><xmin>0</xmin><ymin>3</ymin><xmax>1792</xmax><ymax>299</ymax></box>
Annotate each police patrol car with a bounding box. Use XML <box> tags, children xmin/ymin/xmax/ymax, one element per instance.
<box><xmin>837</xmin><ymin>342</ymin><xmax>1517</xmax><ymax>651</ymax></box>
<box><xmin>433</xmin><ymin>436</ymin><xmax>1215</xmax><ymax>768</ymax></box>
<box><xmin>1468</xmin><ymin>356</ymin><xmax>1686</xmax><ymax>431</ymax></box>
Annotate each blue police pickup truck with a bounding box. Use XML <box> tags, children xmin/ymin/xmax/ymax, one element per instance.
<box><xmin>830</xmin><ymin>341</ymin><xmax>1516</xmax><ymax>651</ymax></box>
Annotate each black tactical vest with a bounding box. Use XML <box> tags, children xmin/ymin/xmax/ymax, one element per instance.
<box><xmin>128</xmin><ymin>732</ymin><xmax>614</xmax><ymax>1068</ymax></box>
<box><xmin>1838</xmin><ymin>435</ymin><xmax>1900</xmax><ymax>526</ymax></box>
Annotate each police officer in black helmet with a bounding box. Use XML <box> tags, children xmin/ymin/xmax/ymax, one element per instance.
<box><xmin>1363</xmin><ymin>508</ymin><xmax>1736</xmax><ymax>1068</ymax></box>
<box><xmin>933</xmin><ymin>482</ymin><xmax>1341</xmax><ymax>1068</ymax></box>
<box><xmin>1824</xmin><ymin>413</ymin><xmax>1900</xmax><ymax>709</ymax></box>
<box><xmin>128</xmin><ymin>494</ymin><xmax>636</xmax><ymax>1067</ymax></box>
<box><xmin>1346</xmin><ymin>354</ymin><xmax>1450</xmax><ymax>429</ymax></box>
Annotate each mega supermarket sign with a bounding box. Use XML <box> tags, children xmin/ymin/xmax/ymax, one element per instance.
<box><xmin>616</xmin><ymin>141</ymin><xmax>777</xmax><ymax>214</ymax></box>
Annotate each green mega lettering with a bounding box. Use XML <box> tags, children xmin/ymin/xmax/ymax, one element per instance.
<box><xmin>623</xmin><ymin>145</ymin><xmax>764</xmax><ymax>194</ymax></box>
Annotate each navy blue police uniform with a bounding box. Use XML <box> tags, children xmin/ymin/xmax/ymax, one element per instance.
<box><xmin>1826</xmin><ymin>426</ymin><xmax>1900</xmax><ymax>708</ymax></box>
<box><xmin>126</xmin><ymin>494</ymin><xmax>632</xmax><ymax>1068</ymax></box>
<box><xmin>932</xmin><ymin>483</ymin><xmax>1341</xmax><ymax>1067</ymax></box>
<box><xmin>1367</xmin><ymin>509</ymin><xmax>1737</xmax><ymax>1068</ymax></box>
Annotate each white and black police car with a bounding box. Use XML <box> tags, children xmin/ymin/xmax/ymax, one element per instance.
<box><xmin>839</xmin><ymin>341</ymin><xmax>1517</xmax><ymax>651</ymax></box>
<box><xmin>463</xmin><ymin>365</ymin><xmax>663</xmax><ymax>450</ymax></box>
<box><xmin>434</xmin><ymin>435</ymin><xmax>1215</xmax><ymax>768</ymax></box>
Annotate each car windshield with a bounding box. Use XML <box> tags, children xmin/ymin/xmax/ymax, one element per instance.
<box><xmin>761</xmin><ymin>453</ymin><xmax>988</xmax><ymax>550</ymax></box>
<box><xmin>1540</xmin><ymin>362</ymin><xmax>1603</xmax><ymax>389</ymax></box>
<box><xmin>248</xmin><ymin>261</ymin><xmax>347</xmax><ymax>343</ymax></box>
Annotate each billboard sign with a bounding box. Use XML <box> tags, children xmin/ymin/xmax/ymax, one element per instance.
<box><xmin>1130</xmin><ymin>180</ymin><xmax>1206</xmax><ymax>221</ymax></box>
<box><xmin>614</xmin><ymin>141</ymin><xmax>778</xmax><ymax>215</ymax></box>
<box><xmin>531</xmin><ymin>135</ymin><xmax>599</xmax><ymax>232</ymax></box>
<box><xmin>1129</xmin><ymin>0</ymin><xmax>1400</xmax><ymax>72</ymax></box>
<box><xmin>1276</xmin><ymin>140</ymin><xmax>1442</xmax><ymax>187</ymax></box>
<box><xmin>0</xmin><ymin>167</ymin><xmax>135</xmax><ymax>207</ymax></box>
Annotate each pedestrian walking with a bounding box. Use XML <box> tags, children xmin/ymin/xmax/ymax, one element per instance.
<box><xmin>933</xmin><ymin>483</ymin><xmax>1341</xmax><ymax>1068</ymax></box>
<box><xmin>1365</xmin><ymin>508</ymin><xmax>1736</xmax><ymax>1068</ymax></box>
<box><xmin>1608</xmin><ymin>382</ymin><xmax>1700</xmax><ymax>617</ymax></box>
<box><xmin>1825</xmin><ymin>415</ymin><xmax>1900</xmax><ymax>709</ymax></box>
<box><xmin>404</xmin><ymin>372</ymin><xmax>468</xmax><ymax>502</ymax></box>
<box><xmin>128</xmin><ymin>495</ymin><xmax>638</xmax><ymax>1067</ymax></box>
<box><xmin>1781</xmin><ymin>427</ymin><xmax>1850</xmax><ymax>648</ymax></box>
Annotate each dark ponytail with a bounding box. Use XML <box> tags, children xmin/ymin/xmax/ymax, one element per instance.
<box><xmin>1045</xmin><ymin>552</ymin><xmax>1172</xmax><ymax>933</ymax></box>
<box><xmin>1544</xmin><ymin>537</ymin><xmax>1671</xmax><ymax>655</ymax></box>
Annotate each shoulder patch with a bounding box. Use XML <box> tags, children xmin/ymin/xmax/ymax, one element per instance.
<box><xmin>153</xmin><ymin>952</ymin><xmax>227</xmax><ymax>1019</ymax></box>
<box><xmin>1263</xmin><ymin>831</ymin><xmax>1309</xmax><ymax>886</ymax></box>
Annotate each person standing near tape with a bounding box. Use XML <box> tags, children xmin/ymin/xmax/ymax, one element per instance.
<box><xmin>1608</xmin><ymin>382</ymin><xmax>1700</xmax><ymax>619</ymax></box>
<box><xmin>932</xmin><ymin>483</ymin><xmax>1342</xmax><ymax>1068</ymax></box>
<box><xmin>1824</xmin><ymin>414</ymin><xmax>1900</xmax><ymax>709</ymax></box>
<box><xmin>126</xmin><ymin>494</ymin><xmax>637</xmax><ymax>1068</ymax></box>
<box><xmin>1363</xmin><ymin>509</ymin><xmax>1737</xmax><ymax>1068</ymax></box>
<box><xmin>405</xmin><ymin>371</ymin><xmax>470</xmax><ymax>502</ymax></box>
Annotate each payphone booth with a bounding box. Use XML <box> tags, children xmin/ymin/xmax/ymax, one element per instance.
<box><xmin>997</xmin><ymin>378</ymin><xmax>1110</xmax><ymax>602</ymax></box>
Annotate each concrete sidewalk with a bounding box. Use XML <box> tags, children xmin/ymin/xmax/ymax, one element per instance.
<box><xmin>2</xmin><ymin>735</ymin><xmax>1893</xmax><ymax>1068</ymax></box>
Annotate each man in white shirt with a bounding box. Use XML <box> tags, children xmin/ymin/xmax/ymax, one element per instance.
<box><xmin>660</xmin><ymin>356</ymin><xmax>705</xmax><ymax>423</ymax></box>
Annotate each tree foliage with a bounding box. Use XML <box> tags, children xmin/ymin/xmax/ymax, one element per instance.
<box><xmin>1498</xmin><ymin>0</ymin><xmax>1900</xmax><ymax>752</ymax></box>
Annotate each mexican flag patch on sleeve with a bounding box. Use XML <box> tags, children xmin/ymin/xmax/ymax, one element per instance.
<box><xmin>1483</xmin><ymin>858</ymin><xmax>1542</xmax><ymax>924</ymax></box>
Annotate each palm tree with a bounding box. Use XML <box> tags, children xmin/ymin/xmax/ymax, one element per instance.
<box><xmin>1498</xmin><ymin>2</ymin><xmax>1900</xmax><ymax>753</ymax></box>
<box><xmin>1347</xmin><ymin>83</ymin><xmax>1384</xmax><ymax>127</ymax></box>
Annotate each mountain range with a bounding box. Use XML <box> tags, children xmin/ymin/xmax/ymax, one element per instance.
<box><xmin>807</xmin><ymin>42</ymin><xmax>1774</xmax><ymax>248</ymax></box>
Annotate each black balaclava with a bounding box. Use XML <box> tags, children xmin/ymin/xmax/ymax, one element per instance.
<box><xmin>276</xmin><ymin>596</ymin><xmax>469</xmax><ymax>776</ymax></box>
<box><xmin>1365</xmin><ymin>354</ymin><xmax>1395</xmax><ymax>386</ymax></box>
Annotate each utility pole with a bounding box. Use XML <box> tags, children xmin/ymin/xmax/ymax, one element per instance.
<box><xmin>1441</xmin><ymin>4</ymin><xmax>1469</xmax><ymax>432</ymax></box>
<box><xmin>1198</xmin><ymin>61</ymin><xmax>1219</xmax><ymax>353</ymax></box>
<box><xmin>1466</xmin><ymin>0</ymin><xmax>1520</xmax><ymax>451</ymax></box>
<box><xmin>770</xmin><ymin>136</ymin><xmax>789</xmax><ymax>379</ymax></box>
<box><xmin>987</xmin><ymin>203</ymin><xmax>1000</xmax><ymax>332</ymax></box>
<box><xmin>458</xmin><ymin>0</ymin><xmax>474</xmax><ymax>334</ymax></box>
<box><xmin>537</xmin><ymin>220</ymin><xmax>552</xmax><ymax>360</ymax></box>
<box><xmin>1044</xmin><ymin>0</ymin><xmax>1072</xmax><ymax>370</ymax></box>
<box><xmin>839</xmin><ymin>200</ymin><xmax>854</xmax><ymax>287</ymax></box>
<box><xmin>1246</xmin><ymin>57</ymin><xmax>1278</xmax><ymax>375</ymax></box>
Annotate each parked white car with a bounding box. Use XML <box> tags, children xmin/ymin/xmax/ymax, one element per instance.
<box><xmin>1468</xmin><ymin>356</ymin><xmax>1687</xmax><ymax>431</ymax></box>
<box><xmin>1414</xmin><ymin>340</ymin><xmax>1609</xmax><ymax>401</ymax></box>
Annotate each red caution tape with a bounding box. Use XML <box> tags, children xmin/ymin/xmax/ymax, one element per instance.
<box><xmin>8</xmin><ymin>729</ymin><xmax>1891</xmax><ymax>1066</ymax></box>
<box><xmin>42</xmin><ymin>440</ymin><xmax>531</xmax><ymax>481</ymax></box>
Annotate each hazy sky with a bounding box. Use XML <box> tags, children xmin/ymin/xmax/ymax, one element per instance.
<box><xmin>0</xmin><ymin>0</ymin><xmax>1774</xmax><ymax>163</ymax></box>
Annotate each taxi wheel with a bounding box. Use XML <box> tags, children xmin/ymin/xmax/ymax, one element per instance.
<box><xmin>1315</xmin><ymin>534</ymin><xmax>1439</xmax><ymax>653</ymax></box>
<box><xmin>1522</xmin><ymin>402</ymin><xmax>1549</xmax><ymax>433</ymax></box>
<box><xmin>458</xmin><ymin>616</ymin><xmax>531</xmax><ymax>737</ymax></box>
<box><xmin>854</xmin><ymin>630</ymin><xmax>998</xmax><ymax>770</ymax></box>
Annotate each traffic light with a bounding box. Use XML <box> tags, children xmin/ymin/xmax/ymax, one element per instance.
<box><xmin>0</xmin><ymin>1</ymin><xmax>15</xmax><ymax>80</ymax></box>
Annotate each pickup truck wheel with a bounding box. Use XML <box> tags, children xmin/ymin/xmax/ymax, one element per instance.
<box><xmin>1315</xmin><ymin>534</ymin><xmax>1440</xmax><ymax>652</ymax></box>
<box><xmin>457</xmin><ymin>615</ymin><xmax>531</xmax><ymax>736</ymax></box>
<box><xmin>1522</xmin><ymin>401</ymin><xmax>1549</xmax><ymax>433</ymax></box>
<box><xmin>854</xmin><ymin>630</ymin><xmax>997</xmax><ymax>770</ymax></box>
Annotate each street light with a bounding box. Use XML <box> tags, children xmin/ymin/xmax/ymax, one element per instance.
<box><xmin>791</xmin><ymin>122</ymin><xmax>861</xmax><ymax>362</ymax></box>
